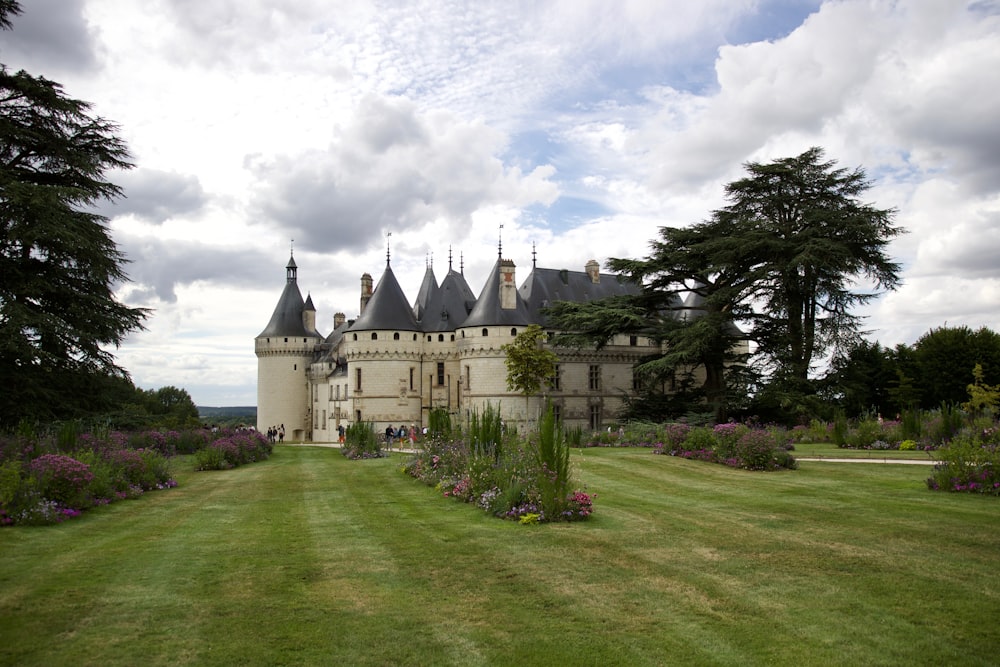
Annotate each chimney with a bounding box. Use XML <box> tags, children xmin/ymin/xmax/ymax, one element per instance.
<box><xmin>585</xmin><ymin>259</ymin><xmax>600</xmax><ymax>284</ymax></box>
<box><xmin>334</xmin><ymin>312</ymin><xmax>346</xmax><ymax>329</ymax></box>
<box><xmin>499</xmin><ymin>259</ymin><xmax>517</xmax><ymax>310</ymax></box>
<box><xmin>360</xmin><ymin>273</ymin><xmax>373</xmax><ymax>313</ymax></box>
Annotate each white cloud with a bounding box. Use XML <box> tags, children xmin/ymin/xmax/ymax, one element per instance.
<box><xmin>7</xmin><ymin>0</ymin><xmax>999</xmax><ymax>405</ymax></box>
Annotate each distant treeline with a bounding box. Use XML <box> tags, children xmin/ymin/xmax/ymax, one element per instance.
<box><xmin>198</xmin><ymin>406</ymin><xmax>257</xmax><ymax>423</ymax></box>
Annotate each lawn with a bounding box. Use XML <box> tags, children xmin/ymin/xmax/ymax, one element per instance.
<box><xmin>791</xmin><ymin>442</ymin><xmax>938</xmax><ymax>460</ymax></box>
<box><xmin>1</xmin><ymin>446</ymin><xmax>997</xmax><ymax>666</ymax></box>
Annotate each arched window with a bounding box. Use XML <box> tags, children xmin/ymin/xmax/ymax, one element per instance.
<box><xmin>510</xmin><ymin>328</ymin><xmax>517</xmax><ymax>336</ymax></box>
<box><xmin>371</xmin><ymin>332</ymin><xmax>378</xmax><ymax>340</ymax></box>
<box><xmin>413</xmin><ymin>334</ymin><xmax>418</xmax><ymax>341</ymax></box>
<box><xmin>352</xmin><ymin>333</ymin><xmax>358</xmax><ymax>341</ymax></box>
<box><xmin>450</xmin><ymin>334</ymin><xmax>455</xmax><ymax>341</ymax></box>
<box><xmin>393</xmin><ymin>332</ymin><xmax>400</xmax><ymax>340</ymax></box>
<box><xmin>438</xmin><ymin>334</ymin><xmax>444</xmax><ymax>342</ymax></box>
<box><xmin>482</xmin><ymin>328</ymin><xmax>489</xmax><ymax>337</ymax></box>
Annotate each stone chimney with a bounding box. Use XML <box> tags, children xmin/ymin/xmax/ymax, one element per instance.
<box><xmin>360</xmin><ymin>273</ymin><xmax>373</xmax><ymax>313</ymax></box>
<box><xmin>585</xmin><ymin>259</ymin><xmax>600</xmax><ymax>284</ymax></box>
<box><xmin>499</xmin><ymin>259</ymin><xmax>517</xmax><ymax>310</ymax></box>
<box><xmin>333</xmin><ymin>312</ymin><xmax>346</xmax><ymax>329</ymax></box>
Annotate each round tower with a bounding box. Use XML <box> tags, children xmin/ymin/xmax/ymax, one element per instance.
<box><xmin>255</xmin><ymin>254</ymin><xmax>324</xmax><ymax>441</ymax></box>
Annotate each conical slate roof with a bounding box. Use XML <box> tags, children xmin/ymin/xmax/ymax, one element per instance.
<box><xmin>257</xmin><ymin>255</ymin><xmax>323</xmax><ymax>338</ymax></box>
<box><xmin>412</xmin><ymin>265</ymin><xmax>439</xmax><ymax>322</ymax></box>
<box><xmin>461</xmin><ymin>259</ymin><xmax>533</xmax><ymax>328</ymax></box>
<box><xmin>421</xmin><ymin>267</ymin><xmax>478</xmax><ymax>332</ymax></box>
<box><xmin>349</xmin><ymin>263</ymin><xmax>420</xmax><ymax>331</ymax></box>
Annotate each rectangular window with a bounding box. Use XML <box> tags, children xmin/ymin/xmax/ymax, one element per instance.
<box><xmin>409</xmin><ymin>367</ymin><xmax>415</xmax><ymax>391</ymax></box>
<box><xmin>629</xmin><ymin>335</ymin><xmax>638</xmax><ymax>346</ymax></box>
<box><xmin>589</xmin><ymin>365</ymin><xmax>601</xmax><ymax>391</ymax></box>
<box><xmin>590</xmin><ymin>404</ymin><xmax>602</xmax><ymax>431</ymax></box>
<box><xmin>355</xmin><ymin>368</ymin><xmax>362</xmax><ymax>391</ymax></box>
<box><xmin>549</xmin><ymin>364</ymin><xmax>561</xmax><ymax>391</ymax></box>
<box><xmin>437</xmin><ymin>362</ymin><xmax>445</xmax><ymax>386</ymax></box>
<box><xmin>552</xmin><ymin>404</ymin><xmax>561</xmax><ymax>424</ymax></box>
<box><xmin>632</xmin><ymin>372</ymin><xmax>641</xmax><ymax>392</ymax></box>
<box><xmin>465</xmin><ymin>365</ymin><xmax>471</xmax><ymax>390</ymax></box>
<box><xmin>321</xmin><ymin>410</ymin><xmax>326</xmax><ymax>429</ymax></box>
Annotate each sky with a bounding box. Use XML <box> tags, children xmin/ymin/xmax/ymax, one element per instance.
<box><xmin>3</xmin><ymin>0</ymin><xmax>999</xmax><ymax>407</ymax></box>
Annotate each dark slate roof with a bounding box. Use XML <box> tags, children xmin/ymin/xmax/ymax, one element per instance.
<box><xmin>412</xmin><ymin>265</ymin><xmax>439</xmax><ymax>321</ymax></box>
<box><xmin>349</xmin><ymin>263</ymin><xmax>421</xmax><ymax>331</ymax></box>
<box><xmin>681</xmin><ymin>289</ymin><xmax>744</xmax><ymax>335</ymax></box>
<box><xmin>317</xmin><ymin>320</ymin><xmax>352</xmax><ymax>364</ymax></box>
<box><xmin>461</xmin><ymin>259</ymin><xmax>533</xmax><ymax>328</ymax></box>
<box><xmin>420</xmin><ymin>268</ymin><xmax>478</xmax><ymax>332</ymax></box>
<box><xmin>257</xmin><ymin>257</ymin><xmax>323</xmax><ymax>338</ymax></box>
<box><xmin>518</xmin><ymin>267</ymin><xmax>642</xmax><ymax>327</ymax></box>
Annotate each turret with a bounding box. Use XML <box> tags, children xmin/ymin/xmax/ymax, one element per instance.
<box><xmin>255</xmin><ymin>253</ymin><xmax>323</xmax><ymax>440</ymax></box>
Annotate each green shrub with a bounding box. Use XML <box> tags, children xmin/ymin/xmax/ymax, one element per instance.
<box><xmin>342</xmin><ymin>422</ymin><xmax>383</xmax><ymax>459</ymax></box>
<box><xmin>27</xmin><ymin>454</ymin><xmax>94</xmax><ymax>510</ymax></box>
<box><xmin>682</xmin><ymin>426</ymin><xmax>717</xmax><ymax>452</ymax></box>
<box><xmin>926</xmin><ymin>435</ymin><xmax>1000</xmax><ymax>495</ymax></box>
<box><xmin>533</xmin><ymin>402</ymin><xmax>569</xmax><ymax>519</ymax></box>
<box><xmin>847</xmin><ymin>418</ymin><xmax>882</xmax><ymax>448</ymax></box>
<box><xmin>194</xmin><ymin>445</ymin><xmax>230</xmax><ymax>471</ymax></box>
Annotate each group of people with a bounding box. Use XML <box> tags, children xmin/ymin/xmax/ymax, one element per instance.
<box><xmin>384</xmin><ymin>424</ymin><xmax>419</xmax><ymax>446</ymax></box>
<box><xmin>266</xmin><ymin>424</ymin><xmax>285</xmax><ymax>443</ymax></box>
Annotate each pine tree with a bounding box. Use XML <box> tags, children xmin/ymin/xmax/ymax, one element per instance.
<box><xmin>0</xmin><ymin>1</ymin><xmax>147</xmax><ymax>425</ymax></box>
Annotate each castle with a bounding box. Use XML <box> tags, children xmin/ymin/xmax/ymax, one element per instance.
<box><xmin>255</xmin><ymin>248</ymin><xmax>667</xmax><ymax>442</ymax></box>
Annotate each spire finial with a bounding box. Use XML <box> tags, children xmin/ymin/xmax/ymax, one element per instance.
<box><xmin>460</xmin><ymin>251</ymin><xmax>465</xmax><ymax>275</ymax></box>
<box><xmin>498</xmin><ymin>224</ymin><xmax>504</xmax><ymax>258</ymax></box>
<box><xmin>290</xmin><ymin>238</ymin><xmax>295</xmax><ymax>258</ymax></box>
<box><xmin>386</xmin><ymin>231</ymin><xmax>392</xmax><ymax>266</ymax></box>
<box><xmin>532</xmin><ymin>241</ymin><xmax>537</xmax><ymax>269</ymax></box>
<box><xmin>448</xmin><ymin>245</ymin><xmax>453</xmax><ymax>271</ymax></box>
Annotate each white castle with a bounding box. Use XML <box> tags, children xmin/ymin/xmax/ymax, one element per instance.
<box><xmin>255</xmin><ymin>247</ymin><xmax>669</xmax><ymax>442</ymax></box>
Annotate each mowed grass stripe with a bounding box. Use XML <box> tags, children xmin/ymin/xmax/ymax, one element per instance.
<box><xmin>1</xmin><ymin>446</ymin><xmax>998</xmax><ymax>666</ymax></box>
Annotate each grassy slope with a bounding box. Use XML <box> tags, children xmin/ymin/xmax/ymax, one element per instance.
<box><xmin>1</xmin><ymin>447</ymin><xmax>997</xmax><ymax>666</ymax></box>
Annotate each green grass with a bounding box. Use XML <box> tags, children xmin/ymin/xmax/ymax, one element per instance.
<box><xmin>792</xmin><ymin>442</ymin><xmax>938</xmax><ymax>460</ymax></box>
<box><xmin>1</xmin><ymin>447</ymin><xmax>998</xmax><ymax>666</ymax></box>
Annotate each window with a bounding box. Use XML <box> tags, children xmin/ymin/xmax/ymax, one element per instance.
<box><xmin>549</xmin><ymin>364</ymin><xmax>561</xmax><ymax>391</ymax></box>
<box><xmin>409</xmin><ymin>367</ymin><xmax>415</xmax><ymax>391</ymax></box>
<box><xmin>321</xmin><ymin>410</ymin><xmax>326</xmax><ymax>429</ymax></box>
<box><xmin>335</xmin><ymin>384</ymin><xmax>339</xmax><ymax>400</ymax></box>
<box><xmin>589</xmin><ymin>365</ymin><xmax>601</xmax><ymax>391</ymax></box>
<box><xmin>355</xmin><ymin>368</ymin><xmax>362</xmax><ymax>391</ymax></box>
<box><xmin>552</xmin><ymin>404</ymin><xmax>562</xmax><ymax>424</ymax></box>
<box><xmin>371</xmin><ymin>332</ymin><xmax>378</xmax><ymax>340</ymax></box>
<box><xmin>589</xmin><ymin>404</ymin><xmax>602</xmax><ymax>430</ymax></box>
<box><xmin>437</xmin><ymin>362</ymin><xmax>445</xmax><ymax>386</ymax></box>
<box><xmin>438</xmin><ymin>334</ymin><xmax>444</xmax><ymax>342</ymax></box>
<box><xmin>464</xmin><ymin>365</ymin><xmax>471</xmax><ymax>390</ymax></box>
<box><xmin>482</xmin><ymin>328</ymin><xmax>489</xmax><ymax>337</ymax></box>
<box><xmin>393</xmin><ymin>332</ymin><xmax>400</xmax><ymax>340</ymax></box>
<box><xmin>632</xmin><ymin>372</ymin><xmax>642</xmax><ymax>392</ymax></box>
<box><xmin>629</xmin><ymin>335</ymin><xmax>638</xmax><ymax>346</ymax></box>
<box><xmin>510</xmin><ymin>328</ymin><xmax>517</xmax><ymax>336</ymax></box>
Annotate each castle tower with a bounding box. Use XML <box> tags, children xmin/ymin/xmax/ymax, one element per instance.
<box><xmin>255</xmin><ymin>253</ymin><xmax>324</xmax><ymax>440</ymax></box>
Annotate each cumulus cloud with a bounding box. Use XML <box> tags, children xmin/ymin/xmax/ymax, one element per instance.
<box><xmin>114</xmin><ymin>234</ymin><xmax>277</xmax><ymax>303</ymax></box>
<box><xmin>246</xmin><ymin>94</ymin><xmax>559</xmax><ymax>253</ymax></box>
<box><xmin>108</xmin><ymin>168</ymin><xmax>209</xmax><ymax>224</ymax></box>
<box><xmin>0</xmin><ymin>0</ymin><xmax>100</xmax><ymax>75</ymax></box>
